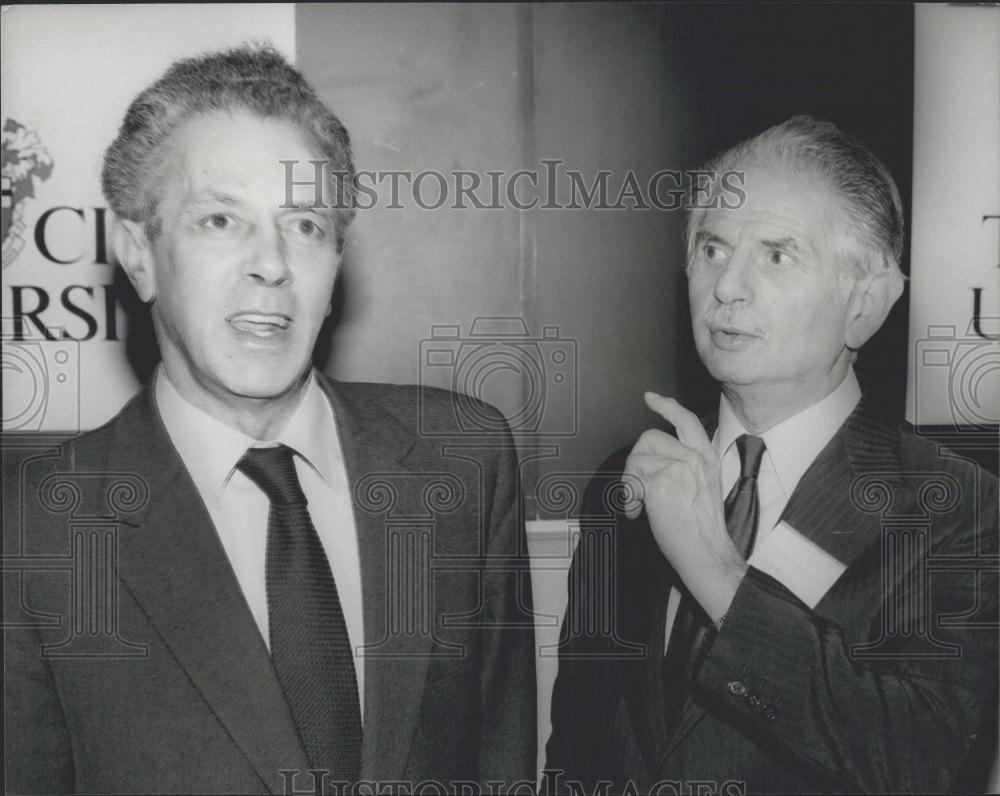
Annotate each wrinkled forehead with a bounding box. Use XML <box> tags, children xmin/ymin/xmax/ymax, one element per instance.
<box><xmin>155</xmin><ymin>110</ymin><xmax>329</xmax><ymax>207</ymax></box>
<box><xmin>689</xmin><ymin>163</ymin><xmax>848</xmax><ymax>251</ymax></box>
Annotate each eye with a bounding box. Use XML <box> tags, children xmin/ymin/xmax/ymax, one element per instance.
<box><xmin>766</xmin><ymin>248</ymin><xmax>794</xmax><ymax>267</ymax></box>
<box><xmin>290</xmin><ymin>217</ymin><xmax>326</xmax><ymax>238</ymax></box>
<box><xmin>201</xmin><ymin>213</ymin><xmax>235</xmax><ymax>229</ymax></box>
<box><xmin>200</xmin><ymin>213</ymin><xmax>234</xmax><ymax>230</ymax></box>
<box><xmin>701</xmin><ymin>242</ymin><xmax>728</xmax><ymax>263</ymax></box>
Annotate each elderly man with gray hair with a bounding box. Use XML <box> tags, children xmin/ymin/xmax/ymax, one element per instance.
<box><xmin>546</xmin><ymin>116</ymin><xmax>998</xmax><ymax>794</ymax></box>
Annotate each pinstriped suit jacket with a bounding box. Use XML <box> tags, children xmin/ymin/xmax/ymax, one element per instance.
<box><xmin>546</xmin><ymin>399</ymin><xmax>998</xmax><ymax>794</ymax></box>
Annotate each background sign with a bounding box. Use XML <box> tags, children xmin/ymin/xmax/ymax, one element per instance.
<box><xmin>907</xmin><ymin>4</ymin><xmax>1000</xmax><ymax>432</ymax></box>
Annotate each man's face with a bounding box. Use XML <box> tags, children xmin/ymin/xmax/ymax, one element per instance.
<box><xmin>687</xmin><ymin>165</ymin><xmax>861</xmax><ymax>413</ymax></box>
<box><xmin>141</xmin><ymin>111</ymin><xmax>339</xmax><ymax>415</ymax></box>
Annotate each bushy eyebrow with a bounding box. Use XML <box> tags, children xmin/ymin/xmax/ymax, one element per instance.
<box><xmin>760</xmin><ymin>236</ymin><xmax>799</xmax><ymax>252</ymax></box>
<box><xmin>693</xmin><ymin>229</ymin><xmax>728</xmax><ymax>247</ymax></box>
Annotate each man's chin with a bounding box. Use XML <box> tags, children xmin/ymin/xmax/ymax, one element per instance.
<box><xmin>223</xmin><ymin>368</ymin><xmax>311</xmax><ymax>404</ymax></box>
<box><xmin>702</xmin><ymin>355</ymin><xmax>761</xmax><ymax>388</ymax></box>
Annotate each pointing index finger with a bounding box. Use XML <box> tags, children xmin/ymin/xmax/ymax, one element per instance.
<box><xmin>643</xmin><ymin>391</ymin><xmax>712</xmax><ymax>451</ymax></box>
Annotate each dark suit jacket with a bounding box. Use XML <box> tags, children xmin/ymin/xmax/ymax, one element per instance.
<box><xmin>545</xmin><ymin>400</ymin><xmax>998</xmax><ymax>794</ymax></box>
<box><xmin>4</xmin><ymin>376</ymin><xmax>537</xmax><ymax>794</ymax></box>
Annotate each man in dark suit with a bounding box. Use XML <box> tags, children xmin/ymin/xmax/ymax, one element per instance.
<box><xmin>4</xmin><ymin>45</ymin><xmax>536</xmax><ymax>794</ymax></box>
<box><xmin>546</xmin><ymin>116</ymin><xmax>998</xmax><ymax>794</ymax></box>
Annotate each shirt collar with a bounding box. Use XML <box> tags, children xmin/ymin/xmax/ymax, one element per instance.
<box><xmin>278</xmin><ymin>373</ymin><xmax>343</xmax><ymax>489</ymax></box>
<box><xmin>154</xmin><ymin>368</ymin><xmax>343</xmax><ymax>502</ymax></box>
<box><xmin>715</xmin><ymin>368</ymin><xmax>862</xmax><ymax>497</ymax></box>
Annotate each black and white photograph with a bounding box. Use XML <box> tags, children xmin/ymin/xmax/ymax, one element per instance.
<box><xmin>2</xmin><ymin>3</ymin><xmax>998</xmax><ymax>794</ymax></box>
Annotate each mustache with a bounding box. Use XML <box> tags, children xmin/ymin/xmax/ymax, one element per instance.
<box><xmin>703</xmin><ymin>309</ymin><xmax>766</xmax><ymax>336</ymax></box>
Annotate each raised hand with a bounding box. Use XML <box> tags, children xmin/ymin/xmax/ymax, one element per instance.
<box><xmin>624</xmin><ymin>391</ymin><xmax>748</xmax><ymax>622</ymax></box>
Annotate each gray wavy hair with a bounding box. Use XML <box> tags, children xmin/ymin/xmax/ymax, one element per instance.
<box><xmin>687</xmin><ymin>115</ymin><xmax>905</xmax><ymax>278</ymax></box>
<box><xmin>102</xmin><ymin>43</ymin><xmax>356</xmax><ymax>251</ymax></box>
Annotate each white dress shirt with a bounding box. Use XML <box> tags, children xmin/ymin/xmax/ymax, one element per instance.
<box><xmin>664</xmin><ymin>368</ymin><xmax>862</xmax><ymax>649</ymax></box>
<box><xmin>155</xmin><ymin>368</ymin><xmax>365</xmax><ymax>717</ymax></box>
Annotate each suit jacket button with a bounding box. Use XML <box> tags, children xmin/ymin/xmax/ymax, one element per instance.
<box><xmin>747</xmin><ymin>693</ymin><xmax>761</xmax><ymax>707</ymax></box>
<box><xmin>762</xmin><ymin>705</ymin><xmax>776</xmax><ymax>720</ymax></box>
<box><xmin>728</xmin><ymin>680</ymin><xmax>747</xmax><ymax>697</ymax></box>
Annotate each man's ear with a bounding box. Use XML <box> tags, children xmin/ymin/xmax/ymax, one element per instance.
<box><xmin>114</xmin><ymin>220</ymin><xmax>157</xmax><ymax>303</ymax></box>
<box><xmin>845</xmin><ymin>267</ymin><xmax>905</xmax><ymax>351</ymax></box>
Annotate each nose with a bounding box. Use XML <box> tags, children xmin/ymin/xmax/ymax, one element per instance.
<box><xmin>713</xmin><ymin>247</ymin><xmax>755</xmax><ymax>305</ymax></box>
<box><xmin>245</xmin><ymin>225</ymin><xmax>292</xmax><ymax>286</ymax></box>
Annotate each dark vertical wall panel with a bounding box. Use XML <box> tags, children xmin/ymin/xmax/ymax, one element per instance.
<box><xmin>531</xmin><ymin>4</ymin><xmax>695</xmax><ymax>500</ymax></box>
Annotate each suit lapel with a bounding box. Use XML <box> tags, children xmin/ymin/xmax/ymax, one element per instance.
<box><xmin>617</xmin><ymin>513</ymin><xmax>672</xmax><ymax>775</ymax></box>
<box><xmin>658</xmin><ymin>633</ymin><xmax>712</xmax><ymax>766</ymax></box>
<box><xmin>778</xmin><ymin>398</ymin><xmax>901</xmax><ymax>571</ymax></box>
<box><xmin>108</xmin><ymin>387</ymin><xmax>310</xmax><ymax>794</ymax></box>
<box><xmin>318</xmin><ymin>377</ymin><xmax>433</xmax><ymax>781</ymax></box>
<box><xmin>617</xmin><ymin>417</ymin><xmax>720</xmax><ymax>772</ymax></box>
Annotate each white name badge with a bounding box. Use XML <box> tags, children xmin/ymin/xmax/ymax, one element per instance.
<box><xmin>748</xmin><ymin>521</ymin><xmax>847</xmax><ymax>609</ymax></box>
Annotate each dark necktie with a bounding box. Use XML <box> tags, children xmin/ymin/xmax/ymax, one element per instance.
<box><xmin>661</xmin><ymin>434</ymin><xmax>767</xmax><ymax>734</ymax></box>
<box><xmin>237</xmin><ymin>445</ymin><xmax>362</xmax><ymax>781</ymax></box>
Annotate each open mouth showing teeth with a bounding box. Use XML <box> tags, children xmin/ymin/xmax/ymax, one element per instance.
<box><xmin>227</xmin><ymin>313</ymin><xmax>291</xmax><ymax>337</ymax></box>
